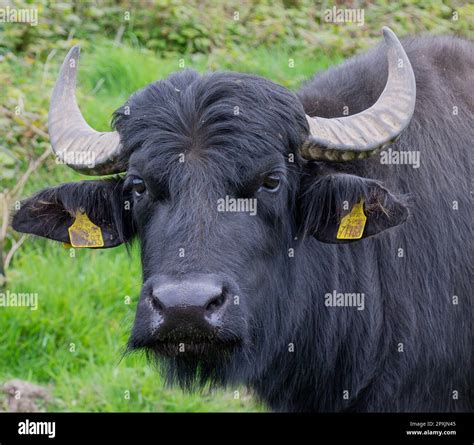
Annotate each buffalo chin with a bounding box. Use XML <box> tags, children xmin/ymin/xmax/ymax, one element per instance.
<box><xmin>132</xmin><ymin>340</ymin><xmax>241</xmax><ymax>391</ymax></box>
<box><xmin>126</xmin><ymin>334</ymin><xmax>241</xmax><ymax>388</ymax></box>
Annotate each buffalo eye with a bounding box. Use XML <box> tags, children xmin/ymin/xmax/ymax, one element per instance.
<box><xmin>259</xmin><ymin>173</ymin><xmax>281</xmax><ymax>193</ymax></box>
<box><xmin>132</xmin><ymin>178</ymin><xmax>146</xmax><ymax>196</ymax></box>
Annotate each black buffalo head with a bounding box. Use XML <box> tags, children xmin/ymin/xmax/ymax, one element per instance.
<box><xmin>12</xmin><ymin>28</ymin><xmax>414</xmax><ymax>387</ymax></box>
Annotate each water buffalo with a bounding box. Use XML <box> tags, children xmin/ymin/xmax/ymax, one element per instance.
<box><xmin>12</xmin><ymin>28</ymin><xmax>473</xmax><ymax>412</ymax></box>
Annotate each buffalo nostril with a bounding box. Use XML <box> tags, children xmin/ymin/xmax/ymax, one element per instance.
<box><xmin>150</xmin><ymin>295</ymin><xmax>165</xmax><ymax>312</ymax></box>
<box><xmin>205</xmin><ymin>293</ymin><xmax>227</xmax><ymax>312</ymax></box>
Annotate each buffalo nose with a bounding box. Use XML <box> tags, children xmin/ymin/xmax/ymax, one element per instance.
<box><xmin>149</xmin><ymin>275</ymin><xmax>229</xmax><ymax>332</ymax></box>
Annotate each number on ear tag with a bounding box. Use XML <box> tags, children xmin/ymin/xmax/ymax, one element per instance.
<box><xmin>337</xmin><ymin>201</ymin><xmax>367</xmax><ymax>240</ymax></box>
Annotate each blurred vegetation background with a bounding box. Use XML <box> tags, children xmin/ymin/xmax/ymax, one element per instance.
<box><xmin>0</xmin><ymin>0</ymin><xmax>472</xmax><ymax>412</ymax></box>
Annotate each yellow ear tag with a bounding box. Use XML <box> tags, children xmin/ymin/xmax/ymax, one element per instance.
<box><xmin>68</xmin><ymin>211</ymin><xmax>104</xmax><ymax>248</ymax></box>
<box><xmin>337</xmin><ymin>200</ymin><xmax>367</xmax><ymax>240</ymax></box>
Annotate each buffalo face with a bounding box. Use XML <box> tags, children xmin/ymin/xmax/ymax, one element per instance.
<box><xmin>115</xmin><ymin>70</ymin><xmax>307</xmax><ymax>372</ymax></box>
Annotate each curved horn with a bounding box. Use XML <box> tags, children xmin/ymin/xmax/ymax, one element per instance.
<box><xmin>301</xmin><ymin>27</ymin><xmax>416</xmax><ymax>162</ymax></box>
<box><xmin>48</xmin><ymin>46</ymin><xmax>127</xmax><ymax>175</ymax></box>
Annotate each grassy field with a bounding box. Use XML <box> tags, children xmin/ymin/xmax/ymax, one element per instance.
<box><xmin>0</xmin><ymin>41</ymin><xmax>336</xmax><ymax>412</ymax></box>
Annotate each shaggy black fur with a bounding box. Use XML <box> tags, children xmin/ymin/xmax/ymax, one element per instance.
<box><xmin>13</xmin><ymin>35</ymin><xmax>473</xmax><ymax>412</ymax></box>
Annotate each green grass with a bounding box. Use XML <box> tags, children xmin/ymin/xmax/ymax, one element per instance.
<box><xmin>2</xmin><ymin>40</ymin><xmax>339</xmax><ymax>412</ymax></box>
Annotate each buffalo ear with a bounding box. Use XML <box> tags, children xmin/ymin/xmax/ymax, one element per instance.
<box><xmin>301</xmin><ymin>173</ymin><xmax>409</xmax><ymax>244</ymax></box>
<box><xmin>12</xmin><ymin>178</ymin><xmax>134</xmax><ymax>248</ymax></box>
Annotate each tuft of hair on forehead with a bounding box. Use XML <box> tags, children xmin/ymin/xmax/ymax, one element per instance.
<box><xmin>111</xmin><ymin>69</ymin><xmax>309</xmax><ymax>163</ymax></box>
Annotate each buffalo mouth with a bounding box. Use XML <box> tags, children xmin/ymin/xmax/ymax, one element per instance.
<box><xmin>126</xmin><ymin>334</ymin><xmax>243</xmax><ymax>390</ymax></box>
<box><xmin>127</xmin><ymin>330</ymin><xmax>242</xmax><ymax>359</ymax></box>
<box><xmin>145</xmin><ymin>338</ymin><xmax>241</xmax><ymax>358</ymax></box>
